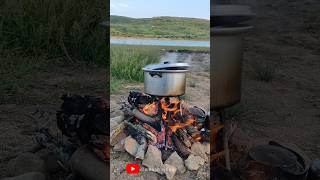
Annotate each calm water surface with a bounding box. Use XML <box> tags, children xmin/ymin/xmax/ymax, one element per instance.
<box><xmin>110</xmin><ymin>37</ymin><xmax>209</xmax><ymax>47</ymax></box>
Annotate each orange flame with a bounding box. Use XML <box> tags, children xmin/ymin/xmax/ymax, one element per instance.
<box><xmin>140</xmin><ymin>97</ymin><xmax>203</xmax><ymax>143</ymax></box>
<box><xmin>142</xmin><ymin>102</ymin><xmax>158</xmax><ymax>116</ymax></box>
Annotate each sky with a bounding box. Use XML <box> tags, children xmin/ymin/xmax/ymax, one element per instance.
<box><xmin>110</xmin><ymin>0</ymin><xmax>210</xmax><ymax>20</ymax></box>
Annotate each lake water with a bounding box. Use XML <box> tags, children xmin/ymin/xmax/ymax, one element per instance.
<box><xmin>110</xmin><ymin>37</ymin><xmax>209</xmax><ymax>47</ymax></box>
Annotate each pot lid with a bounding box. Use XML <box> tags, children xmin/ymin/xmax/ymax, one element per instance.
<box><xmin>143</xmin><ymin>61</ymin><xmax>190</xmax><ymax>71</ymax></box>
<box><xmin>211</xmin><ymin>5</ymin><xmax>254</xmax><ymax>17</ymax></box>
<box><xmin>211</xmin><ymin>5</ymin><xmax>254</xmax><ymax>27</ymax></box>
<box><xmin>249</xmin><ymin>145</ymin><xmax>298</xmax><ymax>168</ymax></box>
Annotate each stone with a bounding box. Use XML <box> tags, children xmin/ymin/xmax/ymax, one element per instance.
<box><xmin>191</xmin><ymin>142</ymin><xmax>208</xmax><ymax>162</ymax></box>
<box><xmin>44</xmin><ymin>153</ymin><xmax>61</xmax><ymax>173</ymax></box>
<box><xmin>196</xmin><ymin>165</ymin><xmax>210</xmax><ymax>180</ymax></box>
<box><xmin>6</xmin><ymin>153</ymin><xmax>45</xmax><ymax>176</ymax></box>
<box><xmin>162</xmin><ymin>164</ymin><xmax>177</xmax><ymax>180</ymax></box>
<box><xmin>111</xmin><ymin>110</ymin><xmax>124</xmax><ymax>118</ymax></box>
<box><xmin>142</xmin><ymin>145</ymin><xmax>164</xmax><ymax>174</ymax></box>
<box><xmin>1</xmin><ymin>172</ymin><xmax>45</xmax><ymax>180</ymax></box>
<box><xmin>164</xmin><ymin>151</ymin><xmax>186</xmax><ymax>174</ymax></box>
<box><xmin>110</xmin><ymin>122</ymin><xmax>126</xmax><ymax>146</ymax></box>
<box><xmin>184</xmin><ymin>155</ymin><xmax>205</xmax><ymax>171</ymax></box>
<box><xmin>135</xmin><ymin>137</ymin><xmax>147</xmax><ymax>160</ymax></box>
<box><xmin>110</xmin><ymin>115</ymin><xmax>124</xmax><ymax>131</ymax></box>
<box><xmin>113</xmin><ymin>139</ymin><xmax>125</xmax><ymax>152</ymax></box>
<box><xmin>34</xmin><ymin>148</ymin><xmax>50</xmax><ymax>159</ymax></box>
<box><xmin>70</xmin><ymin>146</ymin><xmax>109</xmax><ymax>180</ymax></box>
<box><xmin>124</xmin><ymin>136</ymin><xmax>139</xmax><ymax>156</ymax></box>
<box><xmin>203</xmin><ymin>142</ymin><xmax>210</xmax><ymax>155</ymax></box>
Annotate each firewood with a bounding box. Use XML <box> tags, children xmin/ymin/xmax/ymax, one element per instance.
<box><xmin>185</xmin><ymin>125</ymin><xmax>201</xmax><ymax>138</ymax></box>
<box><xmin>176</xmin><ymin>128</ymin><xmax>192</xmax><ymax>148</ymax></box>
<box><xmin>128</xmin><ymin>108</ymin><xmax>158</xmax><ymax>124</ymax></box>
<box><xmin>124</xmin><ymin>120</ymin><xmax>157</xmax><ymax>145</ymax></box>
<box><xmin>172</xmin><ymin>134</ymin><xmax>191</xmax><ymax>159</ymax></box>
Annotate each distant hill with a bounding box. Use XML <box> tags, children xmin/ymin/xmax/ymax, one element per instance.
<box><xmin>110</xmin><ymin>15</ymin><xmax>209</xmax><ymax>40</ymax></box>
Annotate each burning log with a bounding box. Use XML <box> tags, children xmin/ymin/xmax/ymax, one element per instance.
<box><xmin>175</xmin><ymin>128</ymin><xmax>192</xmax><ymax>148</ymax></box>
<box><xmin>124</xmin><ymin>120</ymin><xmax>157</xmax><ymax>145</ymax></box>
<box><xmin>172</xmin><ymin>134</ymin><xmax>191</xmax><ymax>159</ymax></box>
<box><xmin>143</xmin><ymin>123</ymin><xmax>166</xmax><ymax>147</ymax></box>
<box><xmin>128</xmin><ymin>90</ymin><xmax>154</xmax><ymax>108</ymax></box>
<box><xmin>185</xmin><ymin>125</ymin><xmax>201</xmax><ymax>139</ymax></box>
<box><xmin>127</xmin><ymin>108</ymin><xmax>158</xmax><ymax>124</ymax></box>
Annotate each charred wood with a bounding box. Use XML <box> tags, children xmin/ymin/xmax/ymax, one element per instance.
<box><xmin>124</xmin><ymin>120</ymin><xmax>157</xmax><ymax>145</ymax></box>
<box><xmin>176</xmin><ymin>128</ymin><xmax>192</xmax><ymax>148</ymax></box>
<box><xmin>185</xmin><ymin>125</ymin><xmax>201</xmax><ymax>138</ymax></box>
<box><xmin>172</xmin><ymin>134</ymin><xmax>191</xmax><ymax>159</ymax></box>
<box><xmin>128</xmin><ymin>108</ymin><xmax>158</xmax><ymax>124</ymax></box>
<box><xmin>128</xmin><ymin>91</ymin><xmax>155</xmax><ymax>108</ymax></box>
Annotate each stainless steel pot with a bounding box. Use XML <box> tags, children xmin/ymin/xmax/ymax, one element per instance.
<box><xmin>143</xmin><ymin>62</ymin><xmax>189</xmax><ymax>96</ymax></box>
<box><xmin>211</xmin><ymin>5</ymin><xmax>253</xmax><ymax>109</ymax></box>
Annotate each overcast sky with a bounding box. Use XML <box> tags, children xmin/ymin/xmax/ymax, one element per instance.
<box><xmin>111</xmin><ymin>0</ymin><xmax>210</xmax><ymax>20</ymax></box>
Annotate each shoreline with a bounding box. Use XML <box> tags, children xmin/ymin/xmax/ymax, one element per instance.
<box><xmin>110</xmin><ymin>36</ymin><xmax>210</xmax><ymax>41</ymax></box>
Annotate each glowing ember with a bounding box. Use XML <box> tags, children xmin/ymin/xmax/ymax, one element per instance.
<box><xmin>170</xmin><ymin>122</ymin><xmax>183</xmax><ymax>133</ymax></box>
<box><xmin>142</xmin><ymin>102</ymin><xmax>158</xmax><ymax>116</ymax></box>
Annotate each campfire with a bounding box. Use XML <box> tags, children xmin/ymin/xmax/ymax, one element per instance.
<box><xmin>111</xmin><ymin>90</ymin><xmax>210</xmax><ymax>179</ymax></box>
<box><xmin>35</xmin><ymin>94</ymin><xmax>109</xmax><ymax>179</ymax></box>
<box><xmin>126</xmin><ymin>91</ymin><xmax>209</xmax><ymax>154</ymax></box>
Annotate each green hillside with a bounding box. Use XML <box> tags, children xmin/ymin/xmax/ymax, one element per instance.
<box><xmin>110</xmin><ymin>15</ymin><xmax>209</xmax><ymax>40</ymax></box>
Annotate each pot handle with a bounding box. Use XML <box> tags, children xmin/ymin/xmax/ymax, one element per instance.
<box><xmin>149</xmin><ymin>72</ymin><xmax>162</xmax><ymax>78</ymax></box>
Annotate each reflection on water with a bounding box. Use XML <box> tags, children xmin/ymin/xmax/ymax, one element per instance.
<box><xmin>111</xmin><ymin>37</ymin><xmax>209</xmax><ymax>47</ymax></box>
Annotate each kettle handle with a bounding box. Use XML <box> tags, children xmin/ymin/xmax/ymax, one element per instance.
<box><xmin>149</xmin><ymin>72</ymin><xmax>162</xmax><ymax>78</ymax></box>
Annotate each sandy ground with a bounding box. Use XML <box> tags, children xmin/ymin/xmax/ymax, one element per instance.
<box><xmin>110</xmin><ymin>52</ymin><xmax>210</xmax><ymax>180</ymax></box>
<box><xmin>233</xmin><ymin>0</ymin><xmax>320</xmax><ymax>159</ymax></box>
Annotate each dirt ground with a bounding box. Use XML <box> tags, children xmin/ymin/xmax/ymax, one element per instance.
<box><xmin>235</xmin><ymin>0</ymin><xmax>320</xmax><ymax>159</ymax></box>
<box><xmin>0</xmin><ymin>66</ymin><xmax>107</xmax><ymax>178</ymax></box>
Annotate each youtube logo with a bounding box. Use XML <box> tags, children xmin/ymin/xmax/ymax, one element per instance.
<box><xmin>126</xmin><ymin>164</ymin><xmax>140</xmax><ymax>174</ymax></box>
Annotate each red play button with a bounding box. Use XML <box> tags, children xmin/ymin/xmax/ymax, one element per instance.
<box><xmin>126</xmin><ymin>164</ymin><xmax>140</xmax><ymax>174</ymax></box>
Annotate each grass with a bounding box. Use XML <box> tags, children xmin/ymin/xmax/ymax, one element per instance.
<box><xmin>0</xmin><ymin>0</ymin><xmax>108</xmax><ymax>104</ymax></box>
<box><xmin>111</xmin><ymin>45</ymin><xmax>160</xmax><ymax>82</ymax></box>
<box><xmin>251</xmin><ymin>61</ymin><xmax>276</xmax><ymax>82</ymax></box>
<box><xmin>0</xmin><ymin>0</ymin><xmax>108</xmax><ymax>65</ymax></box>
<box><xmin>111</xmin><ymin>15</ymin><xmax>209</xmax><ymax>40</ymax></box>
<box><xmin>189</xmin><ymin>80</ymin><xmax>197</xmax><ymax>87</ymax></box>
<box><xmin>0</xmin><ymin>55</ymin><xmax>48</xmax><ymax>103</ymax></box>
<box><xmin>110</xmin><ymin>44</ymin><xmax>209</xmax><ymax>93</ymax></box>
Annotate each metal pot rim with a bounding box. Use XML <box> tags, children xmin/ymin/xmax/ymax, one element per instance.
<box><xmin>143</xmin><ymin>68</ymin><xmax>189</xmax><ymax>73</ymax></box>
<box><xmin>211</xmin><ymin>25</ymin><xmax>253</xmax><ymax>35</ymax></box>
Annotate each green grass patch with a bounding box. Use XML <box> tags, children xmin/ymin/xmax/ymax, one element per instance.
<box><xmin>111</xmin><ymin>45</ymin><xmax>160</xmax><ymax>82</ymax></box>
<box><xmin>111</xmin><ymin>44</ymin><xmax>209</xmax><ymax>83</ymax></box>
<box><xmin>251</xmin><ymin>61</ymin><xmax>276</xmax><ymax>82</ymax></box>
<box><xmin>0</xmin><ymin>0</ymin><xmax>108</xmax><ymax>65</ymax></box>
<box><xmin>0</xmin><ymin>55</ymin><xmax>48</xmax><ymax>103</ymax></box>
<box><xmin>111</xmin><ymin>15</ymin><xmax>209</xmax><ymax>40</ymax></box>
